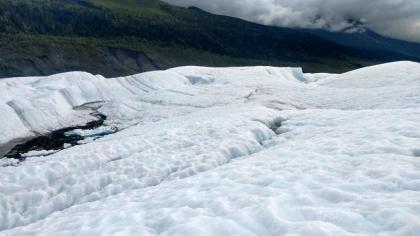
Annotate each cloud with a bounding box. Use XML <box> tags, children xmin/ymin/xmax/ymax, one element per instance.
<box><xmin>163</xmin><ymin>0</ymin><xmax>420</xmax><ymax>43</ymax></box>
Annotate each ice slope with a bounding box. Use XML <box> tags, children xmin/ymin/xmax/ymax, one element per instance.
<box><xmin>1</xmin><ymin>61</ymin><xmax>420</xmax><ymax>236</ymax></box>
<box><xmin>318</xmin><ymin>61</ymin><xmax>420</xmax><ymax>88</ymax></box>
<box><xmin>0</xmin><ymin>70</ymin><xmax>206</xmax><ymax>154</ymax></box>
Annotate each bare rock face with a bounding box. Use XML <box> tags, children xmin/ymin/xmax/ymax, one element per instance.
<box><xmin>0</xmin><ymin>46</ymin><xmax>162</xmax><ymax>79</ymax></box>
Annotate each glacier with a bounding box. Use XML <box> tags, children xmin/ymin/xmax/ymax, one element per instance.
<box><xmin>0</xmin><ymin>61</ymin><xmax>419</xmax><ymax>235</ymax></box>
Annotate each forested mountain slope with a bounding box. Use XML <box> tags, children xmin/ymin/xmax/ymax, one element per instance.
<box><xmin>0</xmin><ymin>0</ymin><xmax>419</xmax><ymax>77</ymax></box>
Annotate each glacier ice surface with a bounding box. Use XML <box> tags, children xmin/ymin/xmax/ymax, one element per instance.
<box><xmin>0</xmin><ymin>61</ymin><xmax>420</xmax><ymax>235</ymax></box>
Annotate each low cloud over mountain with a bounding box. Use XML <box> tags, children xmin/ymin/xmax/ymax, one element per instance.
<box><xmin>164</xmin><ymin>0</ymin><xmax>420</xmax><ymax>43</ymax></box>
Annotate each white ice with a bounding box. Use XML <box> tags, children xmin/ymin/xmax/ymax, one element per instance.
<box><xmin>0</xmin><ymin>61</ymin><xmax>420</xmax><ymax>236</ymax></box>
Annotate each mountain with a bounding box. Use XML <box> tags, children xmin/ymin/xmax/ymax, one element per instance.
<box><xmin>0</xmin><ymin>0</ymin><xmax>419</xmax><ymax>78</ymax></box>
<box><xmin>307</xmin><ymin>28</ymin><xmax>420</xmax><ymax>60</ymax></box>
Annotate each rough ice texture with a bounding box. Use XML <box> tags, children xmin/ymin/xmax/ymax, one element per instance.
<box><xmin>1</xmin><ymin>61</ymin><xmax>420</xmax><ymax>236</ymax></box>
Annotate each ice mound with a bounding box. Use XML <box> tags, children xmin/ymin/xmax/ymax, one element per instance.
<box><xmin>0</xmin><ymin>70</ymin><xmax>204</xmax><ymax>152</ymax></box>
<box><xmin>318</xmin><ymin>61</ymin><xmax>420</xmax><ymax>88</ymax></box>
<box><xmin>1</xmin><ymin>62</ymin><xmax>420</xmax><ymax>235</ymax></box>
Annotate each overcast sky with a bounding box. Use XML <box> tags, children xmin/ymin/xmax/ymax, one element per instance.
<box><xmin>163</xmin><ymin>0</ymin><xmax>420</xmax><ymax>43</ymax></box>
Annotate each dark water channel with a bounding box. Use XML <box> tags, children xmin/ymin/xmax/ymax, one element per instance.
<box><xmin>4</xmin><ymin>113</ymin><xmax>108</xmax><ymax>161</ymax></box>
